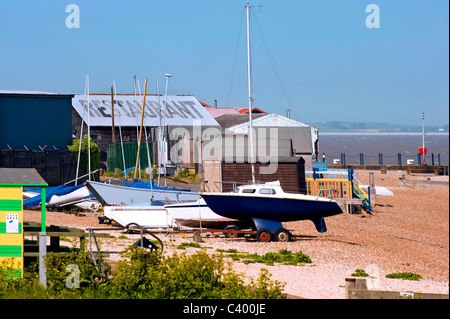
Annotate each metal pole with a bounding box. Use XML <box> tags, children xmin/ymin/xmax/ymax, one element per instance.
<box><xmin>422</xmin><ymin>112</ymin><xmax>426</xmax><ymax>165</ymax></box>
<box><xmin>246</xmin><ymin>3</ymin><xmax>256</xmax><ymax>184</ymax></box>
<box><xmin>111</xmin><ymin>85</ymin><xmax>116</xmax><ymax>145</ymax></box>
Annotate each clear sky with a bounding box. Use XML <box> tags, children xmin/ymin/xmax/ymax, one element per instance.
<box><xmin>0</xmin><ymin>0</ymin><xmax>448</xmax><ymax>126</ymax></box>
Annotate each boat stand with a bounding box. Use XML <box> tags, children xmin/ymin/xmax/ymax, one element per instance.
<box><xmin>87</xmin><ymin>223</ymin><xmax>164</xmax><ymax>281</ymax></box>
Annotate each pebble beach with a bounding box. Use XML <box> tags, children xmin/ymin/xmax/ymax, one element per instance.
<box><xmin>23</xmin><ymin>170</ymin><xmax>449</xmax><ymax>299</ymax></box>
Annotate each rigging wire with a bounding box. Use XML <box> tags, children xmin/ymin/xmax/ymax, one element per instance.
<box><xmin>225</xmin><ymin>7</ymin><xmax>246</xmax><ymax>107</ymax></box>
<box><xmin>252</xmin><ymin>10</ymin><xmax>301</xmax><ymax>122</ymax></box>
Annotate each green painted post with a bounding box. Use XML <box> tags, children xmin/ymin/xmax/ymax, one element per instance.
<box><xmin>41</xmin><ymin>187</ymin><xmax>46</xmax><ymax>232</ymax></box>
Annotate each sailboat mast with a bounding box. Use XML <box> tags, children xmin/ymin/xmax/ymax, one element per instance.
<box><xmin>156</xmin><ymin>76</ymin><xmax>162</xmax><ymax>186</ymax></box>
<box><xmin>87</xmin><ymin>74</ymin><xmax>91</xmax><ymax>181</ymax></box>
<box><xmin>134</xmin><ymin>78</ymin><xmax>148</xmax><ymax>179</ymax></box>
<box><xmin>75</xmin><ymin>74</ymin><xmax>88</xmax><ymax>185</ymax></box>
<box><xmin>246</xmin><ymin>3</ymin><xmax>256</xmax><ymax>184</ymax></box>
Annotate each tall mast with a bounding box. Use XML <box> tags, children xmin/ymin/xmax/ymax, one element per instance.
<box><xmin>75</xmin><ymin>74</ymin><xmax>88</xmax><ymax>185</ymax></box>
<box><xmin>134</xmin><ymin>78</ymin><xmax>148</xmax><ymax>179</ymax></box>
<box><xmin>156</xmin><ymin>76</ymin><xmax>162</xmax><ymax>186</ymax></box>
<box><xmin>163</xmin><ymin>73</ymin><xmax>172</xmax><ymax>187</ymax></box>
<box><xmin>246</xmin><ymin>3</ymin><xmax>256</xmax><ymax>184</ymax></box>
<box><xmin>87</xmin><ymin>74</ymin><xmax>91</xmax><ymax>181</ymax></box>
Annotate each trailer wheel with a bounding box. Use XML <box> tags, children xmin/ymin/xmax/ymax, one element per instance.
<box><xmin>257</xmin><ymin>228</ymin><xmax>273</xmax><ymax>242</ymax></box>
<box><xmin>224</xmin><ymin>225</ymin><xmax>240</xmax><ymax>239</ymax></box>
<box><xmin>274</xmin><ymin>228</ymin><xmax>291</xmax><ymax>242</ymax></box>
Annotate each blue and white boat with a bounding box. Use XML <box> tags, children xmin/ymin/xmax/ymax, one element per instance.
<box><xmin>164</xmin><ymin>198</ymin><xmax>254</xmax><ymax>231</ymax></box>
<box><xmin>200</xmin><ymin>4</ymin><xmax>343</xmax><ymax>242</ymax></box>
<box><xmin>201</xmin><ymin>181</ymin><xmax>343</xmax><ymax>242</ymax></box>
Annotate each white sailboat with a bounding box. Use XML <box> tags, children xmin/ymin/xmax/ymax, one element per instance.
<box><xmin>200</xmin><ymin>3</ymin><xmax>343</xmax><ymax>242</ymax></box>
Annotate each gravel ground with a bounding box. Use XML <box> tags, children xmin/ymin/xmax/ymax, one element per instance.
<box><xmin>23</xmin><ymin>170</ymin><xmax>449</xmax><ymax>299</ymax></box>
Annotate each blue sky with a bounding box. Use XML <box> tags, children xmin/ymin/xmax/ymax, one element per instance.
<box><xmin>0</xmin><ymin>0</ymin><xmax>448</xmax><ymax>126</ymax></box>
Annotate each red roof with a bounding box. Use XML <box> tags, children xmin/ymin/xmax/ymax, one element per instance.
<box><xmin>203</xmin><ymin>106</ymin><xmax>266</xmax><ymax>118</ymax></box>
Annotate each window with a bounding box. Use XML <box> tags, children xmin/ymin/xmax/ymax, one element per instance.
<box><xmin>242</xmin><ymin>188</ymin><xmax>256</xmax><ymax>193</ymax></box>
<box><xmin>259</xmin><ymin>188</ymin><xmax>276</xmax><ymax>195</ymax></box>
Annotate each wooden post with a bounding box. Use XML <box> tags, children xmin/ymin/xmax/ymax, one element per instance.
<box><xmin>369</xmin><ymin>172</ymin><xmax>376</xmax><ymax>205</ymax></box>
<box><xmin>345</xmin><ymin>278</ymin><xmax>356</xmax><ymax>299</ymax></box>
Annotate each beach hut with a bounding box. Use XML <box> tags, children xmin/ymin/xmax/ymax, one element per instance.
<box><xmin>0</xmin><ymin>168</ymin><xmax>47</xmax><ymax>278</ymax></box>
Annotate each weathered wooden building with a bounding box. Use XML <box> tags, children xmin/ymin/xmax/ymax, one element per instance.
<box><xmin>0</xmin><ymin>91</ymin><xmax>77</xmax><ymax>186</ymax></box>
<box><xmin>203</xmin><ymin>156</ymin><xmax>306</xmax><ymax>194</ymax></box>
<box><xmin>0</xmin><ymin>90</ymin><xmax>74</xmax><ymax>150</ymax></box>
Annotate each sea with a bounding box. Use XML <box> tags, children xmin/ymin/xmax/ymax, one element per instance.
<box><xmin>318</xmin><ymin>133</ymin><xmax>449</xmax><ymax>166</ymax></box>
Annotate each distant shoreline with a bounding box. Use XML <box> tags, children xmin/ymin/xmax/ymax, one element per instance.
<box><xmin>319</xmin><ymin>132</ymin><xmax>449</xmax><ymax>136</ymax></box>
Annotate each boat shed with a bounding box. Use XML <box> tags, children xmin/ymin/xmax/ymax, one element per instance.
<box><xmin>211</xmin><ymin>113</ymin><xmax>319</xmax><ymax>171</ymax></box>
<box><xmin>71</xmin><ymin>94</ymin><xmax>221</xmax><ymax>169</ymax></box>
<box><xmin>0</xmin><ymin>90</ymin><xmax>74</xmax><ymax>150</ymax></box>
<box><xmin>203</xmin><ymin>156</ymin><xmax>307</xmax><ymax>194</ymax></box>
<box><xmin>0</xmin><ymin>91</ymin><xmax>77</xmax><ymax>186</ymax></box>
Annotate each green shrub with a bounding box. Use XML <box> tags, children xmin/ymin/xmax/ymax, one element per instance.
<box><xmin>0</xmin><ymin>247</ymin><xmax>286</xmax><ymax>299</ymax></box>
<box><xmin>177</xmin><ymin>242</ymin><xmax>202</xmax><ymax>250</ymax></box>
<box><xmin>385</xmin><ymin>272</ymin><xmax>423</xmax><ymax>281</ymax></box>
<box><xmin>68</xmin><ymin>134</ymin><xmax>100</xmax><ymax>181</ymax></box>
<box><xmin>351</xmin><ymin>269</ymin><xmax>370</xmax><ymax>277</ymax></box>
<box><xmin>236</xmin><ymin>249</ymin><xmax>312</xmax><ymax>266</ymax></box>
<box><xmin>109</xmin><ymin>247</ymin><xmax>285</xmax><ymax>299</ymax></box>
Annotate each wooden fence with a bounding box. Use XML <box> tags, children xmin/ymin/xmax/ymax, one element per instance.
<box><xmin>0</xmin><ymin>149</ymin><xmax>77</xmax><ymax>186</ymax></box>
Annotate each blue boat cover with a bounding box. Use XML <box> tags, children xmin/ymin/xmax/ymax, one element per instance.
<box><xmin>23</xmin><ymin>184</ymin><xmax>85</xmax><ymax>209</ymax></box>
<box><xmin>123</xmin><ymin>180</ymin><xmax>191</xmax><ymax>192</ymax></box>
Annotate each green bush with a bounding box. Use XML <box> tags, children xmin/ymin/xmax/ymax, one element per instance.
<box><xmin>351</xmin><ymin>269</ymin><xmax>369</xmax><ymax>277</ymax></box>
<box><xmin>239</xmin><ymin>249</ymin><xmax>312</xmax><ymax>266</ymax></box>
<box><xmin>176</xmin><ymin>242</ymin><xmax>202</xmax><ymax>250</ymax></box>
<box><xmin>385</xmin><ymin>272</ymin><xmax>423</xmax><ymax>281</ymax></box>
<box><xmin>109</xmin><ymin>247</ymin><xmax>285</xmax><ymax>299</ymax></box>
<box><xmin>68</xmin><ymin>134</ymin><xmax>100</xmax><ymax>181</ymax></box>
<box><xmin>0</xmin><ymin>247</ymin><xmax>286</xmax><ymax>299</ymax></box>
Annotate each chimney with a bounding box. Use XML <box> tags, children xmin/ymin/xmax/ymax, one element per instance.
<box><xmin>286</xmin><ymin>109</ymin><xmax>291</xmax><ymax>118</ymax></box>
<box><xmin>214</xmin><ymin>100</ymin><xmax>217</xmax><ymax>108</ymax></box>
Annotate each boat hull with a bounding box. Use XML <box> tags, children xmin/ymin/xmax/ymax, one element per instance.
<box><xmin>103</xmin><ymin>205</ymin><xmax>176</xmax><ymax>228</ymax></box>
<box><xmin>165</xmin><ymin>199</ymin><xmax>254</xmax><ymax>229</ymax></box>
<box><xmin>86</xmin><ymin>181</ymin><xmax>199</xmax><ymax>206</ymax></box>
<box><xmin>48</xmin><ymin>186</ymin><xmax>90</xmax><ymax>206</ymax></box>
<box><xmin>201</xmin><ymin>194</ymin><xmax>343</xmax><ymax>223</ymax></box>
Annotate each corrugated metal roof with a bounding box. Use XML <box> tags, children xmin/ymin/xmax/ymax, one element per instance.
<box><xmin>0</xmin><ymin>90</ymin><xmax>73</xmax><ymax>97</ymax></box>
<box><xmin>0</xmin><ymin>168</ymin><xmax>47</xmax><ymax>186</ymax></box>
<box><xmin>214</xmin><ymin>114</ymin><xmax>267</xmax><ymax>129</ymax></box>
<box><xmin>72</xmin><ymin>94</ymin><xmax>220</xmax><ymax>127</ymax></box>
<box><xmin>218</xmin><ymin>113</ymin><xmax>313</xmax><ymax>131</ymax></box>
<box><xmin>206</xmin><ymin>107</ymin><xmax>266</xmax><ymax>118</ymax></box>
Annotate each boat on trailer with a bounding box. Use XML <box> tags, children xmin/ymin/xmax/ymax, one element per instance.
<box><xmin>201</xmin><ymin>181</ymin><xmax>343</xmax><ymax>242</ymax></box>
<box><xmin>103</xmin><ymin>203</ymin><xmax>177</xmax><ymax>229</ymax></box>
<box><xmin>200</xmin><ymin>4</ymin><xmax>343</xmax><ymax>242</ymax></box>
<box><xmin>164</xmin><ymin>198</ymin><xmax>254</xmax><ymax>231</ymax></box>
